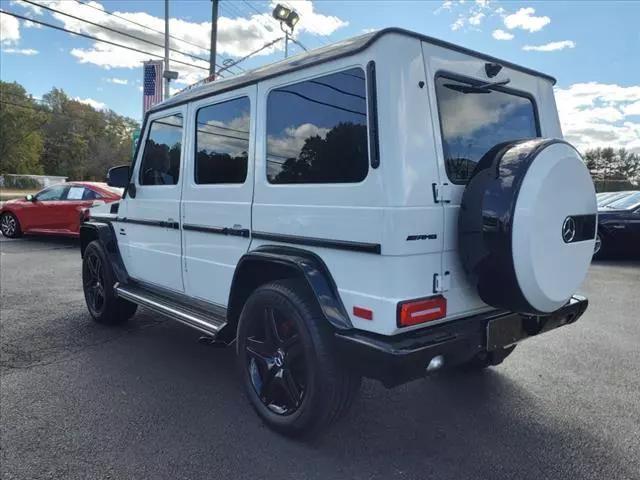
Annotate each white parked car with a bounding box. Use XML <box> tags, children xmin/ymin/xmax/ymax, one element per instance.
<box><xmin>81</xmin><ymin>28</ymin><xmax>596</xmax><ymax>436</ymax></box>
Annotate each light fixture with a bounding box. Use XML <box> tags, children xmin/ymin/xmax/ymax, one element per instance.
<box><xmin>272</xmin><ymin>3</ymin><xmax>299</xmax><ymax>30</ymax></box>
<box><xmin>272</xmin><ymin>4</ymin><xmax>291</xmax><ymax>23</ymax></box>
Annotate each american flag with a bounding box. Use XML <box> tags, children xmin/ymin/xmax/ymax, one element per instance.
<box><xmin>143</xmin><ymin>60</ymin><xmax>163</xmax><ymax>114</ymax></box>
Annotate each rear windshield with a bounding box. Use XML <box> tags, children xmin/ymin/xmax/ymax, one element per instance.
<box><xmin>435</xmin><ymin>76</ymin><xmax>539</xmax><ymax>184</ymax></box>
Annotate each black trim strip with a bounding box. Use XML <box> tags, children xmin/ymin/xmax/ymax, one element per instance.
<box><xmin>252</xmin><ymin>231</ymin><xmax>381</xmax><ymax>254</ymax></box>
<box><xmin>183</xmin><ymin>223</ymin><xmax>250</xmax><ymax>237</ymax></box>
<box><xmin>366</xmin><ymin>60</ymin><xmax>380</xmax><ymax>169</ymax></box>
<box><xmin>117</xmin><ymin>217</ymin><xmax>180</xmax><ymax>229</ymax></box>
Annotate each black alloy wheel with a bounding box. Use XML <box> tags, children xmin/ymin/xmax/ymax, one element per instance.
<box><xmin>82</xmin><ymin>241</ymin><xmax>137</xmax><ymax>325</ymax></box>
<box><xmin>245</xmin><ymin>305</ymin><xmax>307</xmax><ymax>415</ymax></box>
<box><xmin>83</xmin><ymin>250</ymin><xmax>106</xmax><ymax>317</ymax></box>
<box><xmin>237</xmin><ymin>280</ymin><xmax>361</xmax><ymax>436</ymax></box>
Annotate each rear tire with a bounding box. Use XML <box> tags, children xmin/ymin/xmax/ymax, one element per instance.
<box><xmin>0</xmin><ymin>212</ymin><xmax>22</xmax><ymax>238</ymax></box>
<box><xmin>82</xmin><ymin>240</ymin><xmax>137</xmax><ymax>325</ymax></box>
<box><xmin>236</xmin><ymin>279</ymin><xmax>361</xmax><ymax>437</ymax></box>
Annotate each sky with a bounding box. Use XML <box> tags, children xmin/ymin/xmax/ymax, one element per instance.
<box><xmin>1</xmin><ymin>0</ymin><xmax>639</xmax><ymax>153</ymax></box>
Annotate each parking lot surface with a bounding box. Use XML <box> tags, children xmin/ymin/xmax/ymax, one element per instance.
<box><xmin>1</xmin><ymin>235</ymin><xmax>639</xmax><ymax>480</ymax></box>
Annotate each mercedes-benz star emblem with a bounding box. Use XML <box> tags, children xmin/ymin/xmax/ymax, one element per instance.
<box><xmin>562</xmin><ymin>216</ymin><xmax>576</xmax><ymax>243</ymax></box>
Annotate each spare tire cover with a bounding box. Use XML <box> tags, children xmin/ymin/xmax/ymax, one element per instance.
<box><xmin>459</xmin><ymin>138</ymin><xmax>596</xmax><ymax>314</ymax></box>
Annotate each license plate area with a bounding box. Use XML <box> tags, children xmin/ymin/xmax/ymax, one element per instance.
<box><xmin>486</xmin><ymin>315</ymin><xmax>527</xmax><ymax>350</ymax></box>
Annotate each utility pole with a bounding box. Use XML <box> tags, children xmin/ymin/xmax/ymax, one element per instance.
<box><xmin>209</xmin><ymin>0</ymin><xmax>219</xmax><ymax>78</ymax></box>
<box><xmin>164</xmin><ymin>0</ymin><xmax>170</xmax><ymax>100</ymax></box>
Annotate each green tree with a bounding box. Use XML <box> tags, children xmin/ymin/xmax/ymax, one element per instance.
<box><xmin>0</xmin><ymin>81</ymin><xmax>46</xmax><ymax>174</ymax></box>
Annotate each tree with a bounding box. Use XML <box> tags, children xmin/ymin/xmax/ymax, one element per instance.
<box><xmin>583</xmin><ymin>146</ymin><xmax>640</xmax><ymax>190</ymax></box>
<box><xmin>0</xmin><ymin>81</ymin><xmax>46</xmax><ymax>175</ymax></box>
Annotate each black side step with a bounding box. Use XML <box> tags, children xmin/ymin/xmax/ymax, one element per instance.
<box><xmin>115</xmin><ymin>283</ymin><xmax>227</xmax><ymax>335</ymax></box>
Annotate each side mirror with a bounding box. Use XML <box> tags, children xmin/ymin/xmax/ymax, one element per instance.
<box><xmin>25</xmin><ymin>194</ymin><xmax>35</xmax><ymax>202</ymax></box>
<box><xmin>106</xmin><ymin>165</ymin><xmax>130</xmax><ymax>188</ymax></box>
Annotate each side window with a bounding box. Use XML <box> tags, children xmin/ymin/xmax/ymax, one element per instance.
<box><xmin>139</xmin><ymin>114</ymin><xmax>183</xmax><ymax>186</ymax></box>
<box><xmin>266</xmin><ymin>67</ymin><xmax>369</xmax><ymax>184</ymax></box>
<box><xmin>36</xmin><ymin>185</ymin><xmax>68</xmax><ymax>201</ymax></box>
<box><xmin>195</xmin><ymin>97</ymin><xmax>250</xmax><ymax>184</ymax></box>
<box><xmin>82</xmin><ymin>188</ymin><xmax>101</xmax><ymax>200</ymax></box>
<box><xmin>66</xmin><ymin>186</ymin><xmax>85</xmax><ymax>200</ymax></box>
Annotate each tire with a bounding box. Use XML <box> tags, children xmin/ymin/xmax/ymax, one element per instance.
<box><xmin>459</xmin><ymin>138</ymin><xmax>597</xmax><ymax>315</ymax></box>
<box><xmin>236</xmin><ymin>279</ymin><xmax>361</xmax><ymax>437</ymax></box>
<box><xmin>0</xmin><ymin>212</ymin><xmax>22</xmax><ymax>238</ymax></box>
<box><xmin>82</xmin><ymin>240</ymin><xmax>137</xmax><ymax>325</ymax></box>
<box><xmin>458</xmin><ymin>346</ymin><xmax>516</xmax><ymax>372</ymax></box>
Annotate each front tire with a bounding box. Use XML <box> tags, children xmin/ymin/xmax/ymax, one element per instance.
<box><xmin>0</xmin><ymin>212</ymin><xmax>22</xmax><ymax>238</ymax></box>
<box><xmin>82</xmin><ymin>241</ymin><xmax>137</xmax><ymax>324</ymax></box>
<box><xmin>236</xmin><ymin>280</ymin><xmax>361</xmax><ymax>437</ymax></box>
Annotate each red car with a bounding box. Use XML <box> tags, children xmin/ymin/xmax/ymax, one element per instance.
<box><xmin>0</xmin><ymin>182</ymin><xmax>122</xmax><ymax>238</ymax></box>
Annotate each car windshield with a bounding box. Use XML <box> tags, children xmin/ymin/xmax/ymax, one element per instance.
<box><xmin>604</xmin><ymin>191</ymin><xmax>640</xmax><ymax>210</ymax></box>
<box><xmin>598</xmin><ymin>192</ymin><xmax>630</xmax><ymax>207</ymax></box>
<box><xmin>104</xmin><ymin>186</ymin><xmax>124</xmax><ymax>196</ymax></box>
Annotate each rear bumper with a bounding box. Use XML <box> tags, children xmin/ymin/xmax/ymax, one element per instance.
<box><xmin>334</xmin><ymin>295</ymin><xmax>588</xmax><ymax>388</ymax></box>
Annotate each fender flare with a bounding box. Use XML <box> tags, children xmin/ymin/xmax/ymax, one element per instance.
<box><xmin>227</xmin><ymin>245</ymin><xmax>353</xmax><ymax>330</ymax></box>
<box><xmin>80</xmin><ymin>221</ymin><xmax>130</xmax><ymax>284</ymax></box>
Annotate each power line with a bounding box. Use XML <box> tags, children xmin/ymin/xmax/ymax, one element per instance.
<box><xmin>216</xmin><ymin>36</ymin><xmax>283</xmax><ymax>75</ymax></box>
<box><xmin>21</xmin><ymin>1</ymin><xmax>226</xmax><ymax>74</ymax></box>
<box><xmin>0</xmin><ymin>10</ymin><xmax>212</xmax><ymax>73</ymax></box>
<box><xmin>74</xmin><ymin>0</ymin><xmax>210</xmax><ymax>54</ymax></box>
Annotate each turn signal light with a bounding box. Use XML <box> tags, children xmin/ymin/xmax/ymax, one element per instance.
<box><xmin>397</xmin><ymin>295</ymin><xmax>447</xmax><ymax>327</ymax></box>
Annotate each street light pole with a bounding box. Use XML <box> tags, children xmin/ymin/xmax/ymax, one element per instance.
<box><xmin>209</xmin><ymin>0</ymin><xmax>219</xmax><ymax>77</ymax></box>
<box><xmin>164</xmin><ymin>0</ymin><xmax>170</xmax><ymax>100</ymax></box>
<box><xmin>284</xmin><ymin>31</ymin><xmax>289</xmax><ymax>59</ymax></box>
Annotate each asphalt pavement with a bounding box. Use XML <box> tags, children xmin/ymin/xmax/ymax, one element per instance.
<box><xmin>1</xmin><ymin>235</ymin><xmax>639</xmax><ymax>480</ymax></box>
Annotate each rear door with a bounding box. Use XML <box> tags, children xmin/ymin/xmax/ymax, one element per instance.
<box><xmin>422</xmin><ymin>42</ymin><xmax>548</xmax><ymax>317</ymax></box>
<box><xmin>117</xmin><ymin>107</ymin><xmax>186</xmax><ymax>292</ymax></box>
<box><xmin>61</xmin><ymin>185</ymin><xmax>94</xmax><ymax>233</ymax></box>
<box><xmin>181</xmin><ymin>87</ymin><xmax>256</xmax><ymax>306</ymax></box>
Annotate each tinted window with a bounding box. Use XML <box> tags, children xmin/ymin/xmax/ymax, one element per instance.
<box><xmin>82</xmin><ymin>188</ymin><xmax>101</xmax><ymax>200</ymax></box>
<box><xmin>195</xmin><ymin>97</ymin><xmax>250</xmax><ymax>184</ymax></box>
<box><xmin>139</xmin><ymin>114</ymin><xmax>183</xmax><ymax>185</ymax></box>
<box><xmin>266</xmin><ymin>67</ymin><xmax>369</xmax><ymax>184</ymax></box>
<box><xmin>435</xmin><ymin>76</ymin><xmax>539</xmax><ymax>184</ymax></box>
<box><xmin>36</xmin><ymin>185</ymin><xmax>68</xmax><ymax>201</ymax></box>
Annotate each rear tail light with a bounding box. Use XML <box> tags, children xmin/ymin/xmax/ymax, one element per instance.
<box><xmin>397</xmin><ymin>295</ymin><xmax>447</xmax><ymax>327</ymax></box>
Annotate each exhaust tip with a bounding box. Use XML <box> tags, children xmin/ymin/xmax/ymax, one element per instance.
<box><xmin>426</xmin><ymin>355</ymin><xmax>445</xmax><ymax>372</ymax></box>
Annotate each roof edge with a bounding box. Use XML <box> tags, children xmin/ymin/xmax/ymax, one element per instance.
<box><xmin>150</xmin><ymin>27</ymin><xmax>556</xmax><ymax>114</ymax></box>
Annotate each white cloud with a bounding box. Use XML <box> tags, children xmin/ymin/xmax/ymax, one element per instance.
<box><xmin>451</xmin><ymin>17</ymin><xmax>465</xmax><ymax>31</ymax></box>
<box><xmin>504</xmin><ymin>7</ymin><xmax>550</xmax><ymax>32</ymax></box>
<box><xmin>523</xmin><ymin>40</ymin><xmax>575</xmax><ymax>52</ymax></box>
<box><xmin>37</xmin><ymin>1</ymin><xmax>347</xmax><ymax>87</ymax></box>
<box><xmin>24</xmin><ymin>20</ymin><xmax>42</xmax><ymax>29</ymax></box>
<box><xmin>623</xmin><ymin>101</ymin><xmax>640</xmax><ymax>117</ymax></box>
<box><xmin>492</xmin><ymin>29</ymin><xmax>514</xmax><ymax>40</ymax></box>
<box><xmin>106</xmin><ymin>77</ymin><xmax>128</xmax><ymax>85</ymax></box>
<box><xmin>0</xmin><ymin>12</ymin><xmax>21</xmax><ymax>44</ymax></box>
<box><xmin>468</xmin><ymin>12</ymin><xmax>485</xmax><ymax>26</ymax></box>
<box><xmin>10</xmin><ymin>0</ymin><xmax>43</xmax><ymax>15</ymax></box>
<box><xmin>555</xmin><ymin>83</ymin><xmax>640</xmax><ymax>154</ymax></box>
<box><xmin>74</xmin><ymin>97</ymin><xmax>107</xmax><ymax>110</ymax></box>
<box><xmin>2</xmin><ymin>47</ymin><xmax>38</xmax><ymax>55</ymax></box>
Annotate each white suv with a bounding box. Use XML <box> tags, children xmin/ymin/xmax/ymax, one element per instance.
<box><xmin>81</xmin><ymin>28</ymin><xmax>596</xmax><ymax>436</ymax></box>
